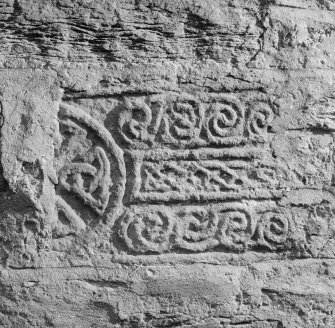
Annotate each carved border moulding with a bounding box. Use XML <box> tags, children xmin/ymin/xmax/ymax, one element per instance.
<box><xmin>115</xmin><ymin>203</ymin><xmax>295</xmax><ymax>254</ymax></box>
<box><xmin>119</xmin><ymin>93</ymin><xmax>275</xmax><ymax>149</ymax></box>
<box><xmin>54</xmin><ymin>102</ymin><xmax>126</xmax><ymax>233</ymax></box>
<box><xmin>127</xmin><ymin>148</ymin><xmax>288</xmax><ymax>204</ymax></box>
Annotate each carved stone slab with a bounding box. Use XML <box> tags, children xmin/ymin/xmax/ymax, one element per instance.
<box><xmin>1</xmin><ymin>0</ymin><xmax>335</xmax><ymax>326</ymax></box>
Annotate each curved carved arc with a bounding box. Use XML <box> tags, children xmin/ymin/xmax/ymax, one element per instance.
<box><xmin>59</xmin><ymin>103</ymin><xmax>126</xmax><ymax>207</ymax></box>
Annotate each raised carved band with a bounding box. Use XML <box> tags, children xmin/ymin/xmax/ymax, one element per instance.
<box><xmin>116</xmin><ymin>204</ymin><xmax>293</xmax><ymax>253</ymax></box>
<box><xmin>119</xmin><ymin>93</ymin><xmax>274</xmax><ymax>148</ymax></box>
<box><xmin>129</xmin><ymin>152</ymin><xmax>288</xmax><ymax>203</ymax></box>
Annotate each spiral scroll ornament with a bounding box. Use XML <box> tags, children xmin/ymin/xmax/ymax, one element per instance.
<box><xmin>204</xmin><ymin>96</ymin><xmax>244</xmax><ymax>143</ymax></box>
<box><xmin>246</xmin><ymin>101</ymin><xmax>274</xmax><ymax>140</ymax></box>
<box><xmin>119</xmin><ymin>99</ymin><xmax>153</xmax><ymax>145</ymax></box>
<box><xmin>165</xmin><ymin>97</ymin><xmax>204</xmax><ymax>143</ymax></box>
<box><xmin>175</xmin><ymin>208</ymin><xmax>219</xmax><ymax>251</ymax></box>
<box><xmin>257</xmin><ymin>212</ymin><xmax>290</xmax><ymax>247</ymax></box>
<box><xmin>119</xmin><ymin>209</ymin><xmax>175</xmax><ymax>253</ymax></box>
<box><xmin>217</xmin><ymin>205</ymin><xmax>255</xmax><ymax>250</ymax></box>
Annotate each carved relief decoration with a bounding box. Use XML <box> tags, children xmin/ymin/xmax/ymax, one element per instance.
<box><xmin>53</xmin><ymin>93</ymin><xmax>301</xmax><ymax>255</ymax></box>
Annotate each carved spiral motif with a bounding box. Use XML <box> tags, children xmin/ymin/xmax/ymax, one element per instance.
<box><xmin>119</xmin><ymin>99</ymin><xmax>152</xmax><ymax>144</ymax></box>
<box><xmin>165</xmin><ymin>98</ymin><xmax>203</xmax><ymax>142</ymax></box>
<box><xmin>217</xmin><ymin>206</ymin><xmax>255</xmax><ymax>249</ymax></box>
<box><xmin>114</xmin><ymin>204</ymin><xmax>294</xmax><ymax>254</ymax></box>
<box><xmin>204</xmin><ymin>97</ymin><xmax>244</xmax><ymax>142</ymax></box>
<box><xmin>246</xmin><ymin>102</ymin><xmax>274</xmax><ymax>139</ymax></box>
<box><xmin>119</xmin><ymin>209</ymin><xmax>174</xmax><ymax>253</ymax></box>
<box><xmin>175</xmin><ymin>208</ymin><xmax>219</xmax><ymax>251</ymax></box>
<box><xmin>260</xmin><ymin>212</ymin><xmax>289</xmax><ymax>245</ymax></box>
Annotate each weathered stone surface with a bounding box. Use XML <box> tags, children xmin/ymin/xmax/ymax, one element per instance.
<box><xmin>1</xmin><ymin>0</ymin><xmax>335</xmax><ymax>327</ymax></box>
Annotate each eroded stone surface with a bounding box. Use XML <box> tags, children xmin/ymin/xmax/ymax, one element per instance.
<box><xmin>1</xmin><ymin>0</ymin><xmax>335</xmax><ymax>326</ymax></box>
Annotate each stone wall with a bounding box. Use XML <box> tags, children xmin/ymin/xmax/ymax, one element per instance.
<box><xmin>0</xmin><ymin>0</ymin><xmax>335</xmax><ymax>327</ymax></box>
